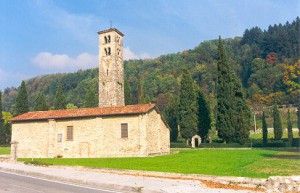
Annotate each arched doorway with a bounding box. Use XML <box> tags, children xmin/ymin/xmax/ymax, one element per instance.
<box><xmin>191</xmin><ymin>135</ymin><xmax>201</xmax><ymax>148</ymax></box>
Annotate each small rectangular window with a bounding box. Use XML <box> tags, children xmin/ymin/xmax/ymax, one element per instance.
<box><xmin>67</xmin><ymin>126</ymin><xmax>73</xmax><ymax>141</ymax></box>
<box><xmin>121</xmin><ymin>123</ymin><xmax>128</xmax><ymax>138</ymax></box>
<box><xmin>57</xmin><ymin>133</ymin><xmax>62</xmax><ymax>143</ymax></box>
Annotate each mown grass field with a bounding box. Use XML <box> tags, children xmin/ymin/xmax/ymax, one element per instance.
<box><xmin>19</xmin><ymin>149</ymin><xmax>300</xmax><ymax>178</ymax></box>
<box><xmin>0</xmin><ymin>146</ymin><xmax>10</xmax><ymax>155</ymax></box>
<box><xmin>250</xmin><ymin>131</ymin><xmax>299</xmax><ymax>139</ymax></box>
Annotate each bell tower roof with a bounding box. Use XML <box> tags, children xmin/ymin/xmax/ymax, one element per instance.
<box><xmin>97</xmin><ymin>28</ymin><xmax>124</xmax><ymax>37</ymax></box>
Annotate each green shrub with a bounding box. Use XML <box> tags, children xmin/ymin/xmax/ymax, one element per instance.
<box><xmin>170</xmin><ymin>142</ymin><xmax>190</xmax><ymax>148</ymax></box>
<box><xmin>199</xmin><ymin>143</ymin><xmax>249</xmax><ymax>148</ymax></box>
<box><xmin>24</xmin><ymin>160</ymin><xmax>53</xmax><ymax>166</ymax></box>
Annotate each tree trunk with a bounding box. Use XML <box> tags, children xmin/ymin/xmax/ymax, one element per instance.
<box><xmin>185</xmin><ymin>138</ymin><xmax>189</xmax><ymax>145</ymax></box>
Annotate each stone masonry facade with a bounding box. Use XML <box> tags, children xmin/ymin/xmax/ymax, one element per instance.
<box><xmin>11</xmin><ymin>108</ymin><xmax>170</xmax><ymax>158</ymax></box>
<box><xmin>98</xmin><ymin>28</ymin><xmax>125</xmax><ymax>107</ymax></box>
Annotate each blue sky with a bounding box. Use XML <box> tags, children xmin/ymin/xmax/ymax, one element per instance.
<box><xmin>0</xmin><ymin>0</ymin><xmax>299</xmax><ymax>90</ymax></box>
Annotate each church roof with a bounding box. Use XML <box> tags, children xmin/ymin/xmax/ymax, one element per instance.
<box><xmin>10</xmin><ymin>104</ymin><xmax>155</xmax><ymax>122</ymax></box>
<box><xmin>97</xmin><ymin>28</ymin><xmax>124</xmax><ymax>37</ymax></box>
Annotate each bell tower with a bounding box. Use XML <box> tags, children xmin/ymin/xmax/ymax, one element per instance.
<box><xmin>98</xmin><ymin>28</ymin><xmax>124</xmax><ymax>107</ymax></box>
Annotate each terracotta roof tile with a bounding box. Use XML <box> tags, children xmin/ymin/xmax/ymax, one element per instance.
<box><xmin>10</xmin><ymin>104</ymin><xmax>155</xmax><ymax>122</ymax></box>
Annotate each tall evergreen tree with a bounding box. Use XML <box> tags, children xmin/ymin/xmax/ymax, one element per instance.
<box><xmin>0</xmin><ymin>91</ymin><xmax>3</xmax><ymax>122</ymax></box>
<box><xmin>197</xmin><ymin>88</ymin><xmax>211</xmax><ymax>141</ymax></box>
<box><xmin>287</xmin><ymin>109</ymin><xmax>293</xmax><ymax>143</ymax></box>
<box><xmin>4</xmin><ymin>123</ymin><xmax>11</xmax><ymax>144</ymax></box>
<box><xmin>0</xmin><ymin>91</ymin><xmax>4</xmax><ymax>144</ymax></box>
<box><xmin>216</xmin><ymin>37</ymin><xmax>235</xmax><ymax>143</ymax></box>
<box><xmin>15</xmin><ymin>81</ymin><xmax>29</xmax><ymax>115</ymax></box>
<box><xmin>53</xmin><ymin>85</ymin><xmax>66</xmax><ymax>110</ymax></box>
<box><xmin>297</xmin><ymin>95</ymin><xmax>300</xmax><ymax>137</ymax></box>
<box><xmin>273</xmin><ymin>104</ymin><xmax>283</xmax><ymax>140</ymax></box>
<box><xmin>124</xmin><ymin>80</ymin><xmax>132</xmax><ymax>105</ymax></box>
<box><xmin>178</xmin><ymin>69</ymin><xmax>198</xmax><ymax>144</ymax></box>
<box><xmin>34</xmin><ymin>92</ymin><xmax>48</xmax><ymax>111</ymax></box>
<box><xmin>137</xmin><ymin>76</ymin><xmax>145</xmax><ymax>104</ymax></box>
<box><xmin>262</xmin><ymin>111</ymin><xmax>268</xmax><ymax>144</ymax></box>
<box><xmin>164</xmin><ymin>95</ymin><xmax>179</xmax><ymax>142</ymax></box>
<box><xmin>216</xmin><ymin>37</ymin><xmax>251</xmax><ymax>144</ymax></box>
<box><xmin>232</xmin><ymin>78</ymin><xmax>251</xmax><ymax>144</ymax></box>
<box><xmin>84</xmin><ymin>86</ymin><xmax>98</xmax><ymax>108</ymax></box>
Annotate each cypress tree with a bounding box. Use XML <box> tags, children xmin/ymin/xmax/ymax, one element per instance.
<box><xmin>0</xmin><ymin>91</ymin><xmax>3</xmax><ymax>122</ymax></box>
<box><xmin>197</xmin><ymin>88</ymin><xmax>211</xmax><ymax>141</ymax></box>
<box><xmin>53</xmin><ymin>85</ymin><xmax>66</xmax><ymax>110</ymax></box>
<box><xmin>15</xmin><ymin>81</ymin><xmax>29</xmax><ymax>115</ymax></box>
<box><xmin>34</xmin><ymin>92</ymin><xmax>48</xmax><ymax>111</ymax></box>
<box><xmin>297</xmin><ymin>95</ymin><xmax>300</xmax><ymax>137</ymax></box>
<box><xmin>0</xmin><ymin>91</ymin><xmax>4</xmax><ymax>144</ymax></box>
<box><xmin>262</xmin><ymin>111</ymin><xmax>268</xmax><ymax>144</ymax></box>
<box><xmin>216</xmin><ymin>37</ymin><xmax>235</xmax><ymax>143</ymax></box>
<box><xmin>84</xmin><ymin>86</ymin><xmax>98</xmax><ymax>108</ymax></box>
<box><xmin>137</xmin><ymin>76</ymin><xmax>145</xmax><ymax>104</ymax></box>
<box><xmin>273</xmin><ymin>104</ymin><xmax>283</xmax><ymax>140</ymax></box>
<box><xmin>232</xmin><ymin>78</ymin><xmax>251</xmax><ymax>144</ymax></box>
<box><xmin>164</xmin><ymin>95</ymin><xmax>179</xmax><ymax>142</ymax></box>
<box><xmin>216</xmin><ymin>37</ymin><xmax>250</xmax><ymax>144</ymax></box>
<box><xmin>4</xmin><ymin>123</ymin><xmax>11</xmax><ymax>144</ymax></box>
<box><xmin>178</xmin><ymin>69</ymin><xmax>198</xmax><ymax>144</ymax></box>
<box><xmin>287</xmin><ymin>109</ymin><xmax>293</xmax><ymax>143</ymax></box>
<box><xmin>124</xmin><ymin>80</ymin><xmax>132</xmax><ymax>105</ymax></box>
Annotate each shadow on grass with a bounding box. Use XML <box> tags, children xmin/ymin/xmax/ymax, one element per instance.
<box><xmin>261</xmin><ymin>152</ymin><xmax>300</xmax><ymax>160</ymax></box>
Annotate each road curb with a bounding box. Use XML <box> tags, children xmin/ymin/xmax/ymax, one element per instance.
<box><xmin>67</xmin><ymin>166</ymin><xmax>267</xmax><ymax>189</ymax></box>
<box><xmin>0</xmin><ymin>166</ymin><xmax>151</xmax><ymax>193</ymax></box>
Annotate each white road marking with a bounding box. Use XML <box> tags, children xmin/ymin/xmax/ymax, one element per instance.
<box><xmin>0</xmin><ymin>170</ymin><xmax>124</xmax><ymax>193</ymax></box>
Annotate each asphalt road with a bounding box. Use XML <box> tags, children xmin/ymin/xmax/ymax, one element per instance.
<box><xmin>0</xmin><ymin>171</ymin><xmax>120</xmax><ymax>193</ymax></box>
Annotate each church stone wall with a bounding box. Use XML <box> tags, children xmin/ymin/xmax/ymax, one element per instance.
<box><xmin>11</xmin><ymin>121</ymin><xmax>50</xmax><ymax>158</ymax></box>
<box><xmin>11</xmin><ymin>111</ymin><xmax>169</xmax><ymax>158</ymax></box>
<box><xmin>146</xmin><ymin>109</ymin><xmax>170</xmax><ymax>155</ymax></box>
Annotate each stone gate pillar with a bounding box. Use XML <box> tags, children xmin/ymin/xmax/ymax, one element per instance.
<box><xmin>10</xmin><ymin>141</ymin><xmax>19</xmax><ymax>162</ymax></box>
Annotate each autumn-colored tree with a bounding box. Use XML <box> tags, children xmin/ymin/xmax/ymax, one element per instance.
<box><xmin>266</xmin><ymin>52</ymin><xmax>277</xmax><ymax>64</ymax></box>
<box><xmin>284</xmin><ymin>60</ymin><xmax>300</xmax><ymax>92</ymax></box>
<box><xmin>283</xmin><ymin>60</ymin><xmax>300</xmax><ymax>136</ymax></box>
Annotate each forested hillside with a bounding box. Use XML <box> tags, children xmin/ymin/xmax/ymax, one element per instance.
<box><xmin>2</xmin><ymin>17</ymin><xmax>299</xmax><ymax>118</ymax></box>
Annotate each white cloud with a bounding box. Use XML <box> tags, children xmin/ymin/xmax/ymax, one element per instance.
<box><xmin>32</xmin><ymin>52</ymin><xmax>97</xmax><ymax>71</ymax></box>
<box><xmin>123</xmin><ymin>47</ymin><xmax>150</xmax><ymax>60</ymax></box>
<box><xmin>32</xmin><ymin>1</ymin><xmax>100</xmax><ymax>45</ymax></box>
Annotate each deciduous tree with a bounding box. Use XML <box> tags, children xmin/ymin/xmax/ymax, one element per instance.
<box><xmin>84</xmin><ymin>86</ymin><xmax>98</xmax><ymax>108</ymax></box>
<box><xmin>137</xmin><ymin>76</ymin><xmax>145</xmax><ymax>104</ymax></box>
<box><xmin>124</xmin><ymin>80</ymin><xmax>132</xmax><ymax>105</ymax></box>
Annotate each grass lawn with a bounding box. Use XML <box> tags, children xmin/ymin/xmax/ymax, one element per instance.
<box><xmin>250</xmin><ymin>131</ymin><xmax>299</xmax><ymax>139</ymax></box>
<box><xmin>0</xmin><ymin>147</ymin><xmax>10</xmax><ymax>155</ymax></box>
<box><xmin>19</xmin><ymin>149</ymin><xmax>300</xmax><ymax>178</ymax></box>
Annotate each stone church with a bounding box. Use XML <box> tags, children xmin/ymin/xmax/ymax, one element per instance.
<box><xmin>10</xmin><ymin>28</ymin><xmax>170</xmax><ymax>158</ymax></box>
